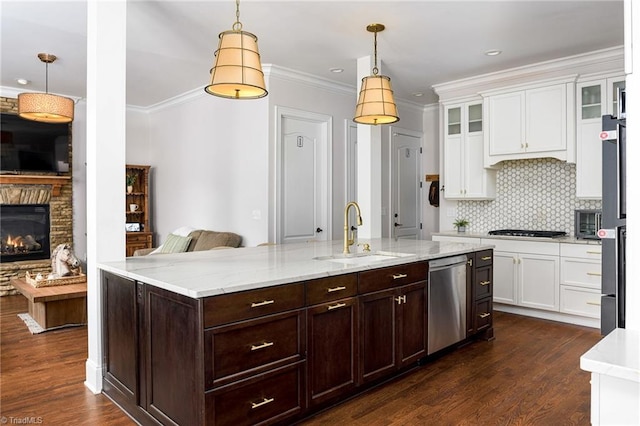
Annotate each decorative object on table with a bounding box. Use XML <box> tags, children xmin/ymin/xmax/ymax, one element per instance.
<box><xmin>24</xmin><ymin>243</ymin><xmax>86</xmax><ymax>288</ymax></box>
<box><xmin>453</xmin><ymin>218</ymin><xmax>470</xmax><ymax>233</ymax></box>
<box><xmin>126</xmin><ymin>173</ymin><xmax>137</xmax><ymax>194</ymax></box>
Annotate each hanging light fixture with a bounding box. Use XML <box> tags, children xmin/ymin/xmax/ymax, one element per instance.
<box><xmin>18</xmin><ymin>53</ymin><xmax>74</xmax><ymax>123</ymax></box>
<box><xmin>354</xmin><ymin>23</ymin><xmax>399</xmax><ymax>125</ymax></box>
<box><xmin>205</xmin><ymin>0</ymin><xmax>267</xmax><ymax>99</ymax></box>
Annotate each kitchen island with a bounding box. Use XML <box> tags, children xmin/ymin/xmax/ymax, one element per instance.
<box><xmin>98</xmin><ymin>238</ymin><xmax>494</xmax><ymax>426</ymax></box>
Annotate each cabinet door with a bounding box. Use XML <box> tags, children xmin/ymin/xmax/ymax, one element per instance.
<box><xmin>397</xmin><ymin>281</ymin><xmax>427</xmax><ymax>367</ymax></box>
<box><xmin>443</xmin><ymin>105</ymin><xmax>464</xmax><ymax>198</ymax></box>
<box><xmin>307</xmin><ymin>297</ymin><xmax>358</xmax><ymax>407</ymax></box>
<box><xmin>492</xmin><ymin>251</ymin><xmax>517</xmax><ymax>305</ymax></box>
<box><xmin>518</xmin><ymin>253</ymin><xmax>559</xmax><ymax>311</ymax></box>
<box><xmin>102</xmin><ymin>273</ymin><xmax>140</xmax><ymax>411</ymax></box>
<box><xmin>525</xmin><ymin>84</ymin><xmax>566</xmax><ymax>153</ymax></box>
<box><xmin>464</xmin><ymin>132</ymin><xmax>487</xmax><ymax>198</ymax></box>
<box><xmin>488</xmin><ymin>91</ymin><xmax>524</xmax><ymax>155</ymax></box>
<box><xmin>359</xmin><ymin>288</ymin><xmax>397</xmax><ymax>384</ymax></box>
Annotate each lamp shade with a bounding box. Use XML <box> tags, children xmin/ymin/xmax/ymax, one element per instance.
<box><xmin>18</xmin><ymin>92</ymin><xmax>74</xmax><ymax>123</ymax></box>
<box><xmin>205</xmin><ymin>29</ymin><xmax>267</xmax><ymax>99</ymax></box>
<box><xmin>353</xmin><ymin>75</ymin><xmax>399</xmax><ymax>125</ymax></box>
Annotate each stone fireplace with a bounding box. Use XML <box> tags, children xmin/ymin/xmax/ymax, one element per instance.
<box><xmin>0</xmin><ymin>96</ymin><xmax>74</xmax><ymax>295</ymax></box>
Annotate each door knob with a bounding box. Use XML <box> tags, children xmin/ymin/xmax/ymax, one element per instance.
<box><xmin>394</xmin><ymin>222</ymin><xmax>403</xmax><ymax>227</ymax></box>
<box><xmin>316</xmin><ymin>227</ymin><xmax>323</xmax><ymax>233</ymax></box>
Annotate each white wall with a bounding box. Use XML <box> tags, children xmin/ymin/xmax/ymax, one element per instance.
<box><xmin>125</xmin><ymin>108</ymin><xmax>150</xmax><ymax>164</ymax></box>
<box><xmin>422</xmin><ymin>104</ymin><xmax>440</xmax><ymax>238</ymax></box>
<box><xmin>72</xmin><ymin>101</ymin><xmax>87</xmax><ymax>265</ymax></box>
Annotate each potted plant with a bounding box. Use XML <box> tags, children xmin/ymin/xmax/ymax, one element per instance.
<box><xmin>126</xmin><ymin>174</ymin><xmax>137</xmax><ymax>194</ymax></box>
<box><xmin>453</xmin><ymin>218</ymin><xmax>469</xmax><ymax>233</ymax></box>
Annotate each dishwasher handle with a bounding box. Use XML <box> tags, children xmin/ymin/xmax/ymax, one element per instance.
<box><xmin>428</xmin><ymin>254</ymin><xmax>469</xmax><ymax>272</ymax></box>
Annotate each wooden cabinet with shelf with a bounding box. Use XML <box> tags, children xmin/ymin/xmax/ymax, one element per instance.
<box><xmin>125</xmin><ymin>165</ymin><xmax>152</xmax><ymax>256</ymax></box>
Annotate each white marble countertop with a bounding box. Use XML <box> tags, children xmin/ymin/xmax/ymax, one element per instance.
<box><xmin>580</xmin><ymin>328</ymin><xmax>640</xmax><ymax>383</ymax></box>
<box><xmin>433</xmin><ymin>231</ymin><xmax>602</xmax><ymax>245</ymax></box>
<box><xmin>98</xmin><ymin>238</ymin><xmax>492</xmax><ymax>299</ymax></box>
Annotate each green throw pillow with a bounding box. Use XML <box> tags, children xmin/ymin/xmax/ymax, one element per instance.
<box><xmin>159</xmin><ymin>233</ymin><xmax>192</xmax><ymax>254</ymax></box>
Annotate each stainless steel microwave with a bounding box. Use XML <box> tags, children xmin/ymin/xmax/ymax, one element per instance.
<box><xmin>575</xmin><ymin>209</ymin><xmax>602</xmax><ymax>240</ymax></box>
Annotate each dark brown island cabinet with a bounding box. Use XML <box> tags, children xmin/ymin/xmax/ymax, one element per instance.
<box><xmin>101</xmin><ymin>251</ymin><xmax>494</xmax><ymax>426</ymax></box>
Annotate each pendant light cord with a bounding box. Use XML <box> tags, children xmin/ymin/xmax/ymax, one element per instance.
<box><xmin>233</xmin><ymin>0</ymin><xmax>243</xmax><ymax>31</ymax></box>
<box><xmin>372</xmin><ymin>29</ymin><xmax>379</xmax><ymax>76</ymax></box>
<box><xmin>45</xmin><ymin>61</ymin><xmax>49</xmax><ymax>94</ymax></box>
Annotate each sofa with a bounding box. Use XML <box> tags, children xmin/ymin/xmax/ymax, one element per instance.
<box><xmin>133</xmin><ymin>228</ymin><xmax>242</xmax><ymax>256</ymax></box>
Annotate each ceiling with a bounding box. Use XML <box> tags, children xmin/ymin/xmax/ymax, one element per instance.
<box><xmin>0</xmin><ymin>1</ymin><xmax>624</xmax><ymax>108</ymax></box>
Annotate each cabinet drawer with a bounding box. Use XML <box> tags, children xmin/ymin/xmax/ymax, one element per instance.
<box><xmin>474</xmin><ymin>266</ymin><xmax>492</xmax><ymax>300</ymax></box>
<box><xmin>560</xmin><ymin>243</ymin><xmax>602</xmax><ymax>259</ymax></box>
<box><xmin>560</xmin><ymin>285</ymin><xmax>601</xmax><ymax>318</ymax></box>
<box><xmin>560</xmin><ymin>258</ymin><xmax>601</xmax><ymax>289</ymax></box>
<box><xmin>474</xmin><ymin>298</ymin><xmax>493</xmax><ymax>331</ymax></box>
<box><xmin>359</xmin><ymin>261</ymin><xmax>427</xmax><ymax>294</ymax></box>
<box><xmin>205</xmin><ymin>310</ymin><xmax>305</xmax><ymax>389</ymax></box>
<box><xmin>306</xmin><ymin>274</ymin><xmax>357</xmax><ymax>305</ymax></box>
<box><xmin>126</xmin><ymin>232</ymin><xmax>152</xmax><ymax>245</ymax></box>
<box><xmin>206</xmin><ymin>362</ymin><xmax>305</xmax><ymax>426</ymax></box>
<box><xmin>475</xmin><ymin>249</ymin><xmax>493</xmax><ymax>267</ymax></box>
<box><xmin>204</xmin><ymin>283</ymin><xmax>305</xmax><ymax>328</ymax></box>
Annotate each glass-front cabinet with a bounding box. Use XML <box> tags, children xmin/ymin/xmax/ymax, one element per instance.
<box><xmin>576</xmin><ymin>74</ymin><xmax>625</xmax><ymax>199</ymax></box>
<box><xmin>443</xmin><ymin>100</ymin><xmax>495</xmax><ymax>200</ymax></box>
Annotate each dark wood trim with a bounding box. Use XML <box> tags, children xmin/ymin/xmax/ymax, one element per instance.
<box><xmin>0</xmin><ymin>174</ymin><xmax>70</xmax><ymax>196</ymax></box>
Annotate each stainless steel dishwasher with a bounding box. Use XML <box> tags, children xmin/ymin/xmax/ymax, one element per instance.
<box><xmin>427</xmin><ymin>254</ymin><xmax>467</xmax><ymax>355</ymax></box>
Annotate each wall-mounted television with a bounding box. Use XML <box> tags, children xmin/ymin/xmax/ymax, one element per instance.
<box><xmin>0</xmin><ymin>113</ymin><xmax>70</xmax><ymax>174</ymax></box>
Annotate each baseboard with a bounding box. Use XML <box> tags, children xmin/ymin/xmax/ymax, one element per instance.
<box><xmin>494</xmin><ymin>304</ymin><xmax>601</xmax><ymax>329</ymax></box>
<box><xmin>84</xmin><ymin>358</ymin><xmax>104</xmax><ymax>394</ymax></box>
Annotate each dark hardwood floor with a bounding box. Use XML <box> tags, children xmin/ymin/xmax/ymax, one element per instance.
<box><xmin>1</xmin><ymin>294</ymin><xmax>601</xmax><ymax>425</ymax></box>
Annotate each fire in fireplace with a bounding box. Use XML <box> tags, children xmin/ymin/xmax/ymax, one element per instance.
<box><xmin>1</xmin><ymin>204</ymin><xmax>50</xmax><ymax>263</ymax></box>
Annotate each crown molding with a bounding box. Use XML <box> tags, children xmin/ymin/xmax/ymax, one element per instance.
<box><xmin>433</xmin><ymin>46</ymin><xmax>624</xmax><ymax>102</ymax></box>
<box><xmin>264</xmin><ymin>64</ymin><xmax>356</xmax><ymax>98</ymax></box>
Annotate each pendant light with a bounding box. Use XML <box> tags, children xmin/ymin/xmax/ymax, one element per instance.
<box><xmin>18</xmin><ymin>53</ymin><xmax>74</xmax><ymax>123</ymax></box>
<box><xmin>205</xmin><ymin>0</ymin><xmax>267</xmax><ymax>99</ymax></box>
<box><xmin>353</xmin><ymin>24</ymin><xmax>399</xmax><ymax>125</ymax></box>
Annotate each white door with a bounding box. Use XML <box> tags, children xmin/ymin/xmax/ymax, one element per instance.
<box><xmin>277</xmin><ymin>109</ymin><xmax>331</xmax><ymax>244</ymax></box>
<box><xmin>390</xmin><ymin>130</ymin><xmax>422</xmax><ymax>239</ymax></box>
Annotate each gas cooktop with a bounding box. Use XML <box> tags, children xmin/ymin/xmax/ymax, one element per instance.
<box><xmin>488</xmin><ymin>229</ymin><xmax>567</xmax><ymax>238</ymax></box>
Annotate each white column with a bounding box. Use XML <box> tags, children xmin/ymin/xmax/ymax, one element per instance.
<box><xmin>356</xmin><ymin>55</ymin><xmax>383</xmax><ymax>238</ymax></box>
<box><xmin>85</xmin><ymin>0</ymin><xmax>127</xmax><ymax>393</ymax></box>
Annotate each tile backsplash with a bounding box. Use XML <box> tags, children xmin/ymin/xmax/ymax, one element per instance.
<box><xmin>457</xmin><ymin>158</ymin><xmax>601</xmax><ymax>236</ymax></box>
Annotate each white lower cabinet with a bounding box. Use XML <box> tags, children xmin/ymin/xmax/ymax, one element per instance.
<box><xmin>559</xmin><ymin>243</ymin><xmax>602</xmax><ymax>319</ymax></box>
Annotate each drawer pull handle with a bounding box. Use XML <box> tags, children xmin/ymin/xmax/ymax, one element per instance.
<box><xmin>480</xmin><ymin>280</ymin><xmax>490</xmax><ymax>286</ymax></box>
<box><xmin>392</xmin><ymin>273</ymin><xmax>408</xmax><ymax>280</ymax></box>
<box><xmin>586</xmin><ymin>251</ymin><xmax>602</xmax><ymax>255</ymax></box>
<box><xmin>586</xmin><ymin>301</ymin><xmax>602</xmax><ymax>306</ymax></box>
<box><xmin>251</xmin><ymin>300</ymin><xmax>275</xmax><ymax>308</ymax></box>
<box><xmin>479</xmin><ymin>312</ymin><xmax>491</xmax><ymax>319</ymax></box>
<box><xmin>587</xmin><ymin>272</ymin><xmax>602</xmax><ymax>277</ymax></box>
<box><xmin>327</xmin><ymin>302</ymin><xmax>346</xmax><ymax>311</ymax></box>
<box><xmin>251</xmin><ymin>397</ymin><xmax>275</xmax><ymax>409</ymax></box>
<box><xmin>251</xmin><ymin>341</ymin><xmax>274</xmax><ymax>351</ymax></box>
<box><xmin>481</xmin><ymin>256</ymin><xmax>492</xmax><ymax>261</ymax></box>
<box><xmin>327</xmin><ymin>286</ymin><xmax>346</xmax><ymax>293</ymax></box>
<box><xmin>467</xmin><ymin>259</ymin><xmax>473</xmax><ymax>266</ymax></box>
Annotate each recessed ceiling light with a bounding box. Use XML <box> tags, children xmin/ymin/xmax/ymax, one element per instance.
<box><xmin>412</xmin><ymin>92</ymin><xmax>424</xmax><ymax>97</ymax></box>
<box><xmin>484</xmin><ymin>49</ymin><xmax>502</xmax><ymax>57</ymax></box>
<box><xmin>16</xmin><ymin>78</ymin><xmax>29</xmax><ymax>85</ymax></box>
<box><xmin>329</xmin><ymin>68</ymin><xmax>344</xmax><ymax>73</ymax></box>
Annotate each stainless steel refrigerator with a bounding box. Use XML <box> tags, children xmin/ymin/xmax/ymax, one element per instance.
<box><xmin>599</xmin><ymin>88</ymin><xmax>626</xmax><ymax>335</ymax></box>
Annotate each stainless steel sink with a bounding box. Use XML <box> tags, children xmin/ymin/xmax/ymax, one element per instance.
<box><xmin>314</xmin><ymin>251</ymin><xmax>414</xmax><ymax>265</ymax></box>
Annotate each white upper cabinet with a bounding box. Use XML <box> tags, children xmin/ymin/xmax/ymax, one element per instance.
<box><xmin>482</xmin><ymin>77</ymin><xmax>576</xmax><ymax>167</ymax></box>
<box><xmin>442</xmin><ymin>100</ymin><xmax>496</xmax><ymax>200</ymax></box>
<box><xmin>576</xmin><ymin>73</ymin><xmax>625</xmax><ymax>199</ymax></box>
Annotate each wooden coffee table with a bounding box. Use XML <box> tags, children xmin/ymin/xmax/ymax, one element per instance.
<box><xmin>11</xmin><ymin>277</ymin><xmax>87</xmax><ymax>330</ymax></box>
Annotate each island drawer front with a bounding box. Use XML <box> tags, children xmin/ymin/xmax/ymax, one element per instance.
<box><xmin>306</xmin><ymin>274</ymin><xmax>358</xmax><ymax>305</ymax></box>
<box><xmin>204</xmin><ymin>283</ymin><xmax>305</xmax><ymax>328</ymax></box>
<box><xmin>359</xmin><ymin>261</ymin><xmax>428</xmax><ymax>294</ymax></box>
<box><xmin>474</xmin><ymin>298</ymin><xmax>493</xmax><ymax>331</ymax></box>
<box><xmin>475</xmin><ymin>249</ymin><xmax>493</xmax><ymax>267</ymax></box>
<box><xmin>205</xmin><ymin>310</ymin><xmax>305</xmax><ymax>388</ymax></box>
<box><xmin>206</xmin><ymin>362</ymin><xmax>305</xmax><ymax>426</ymax></box>
<box><xmin>474</xmin><ymin>267</ymin><xmax>492</xmax><ymax>300</ymax></box>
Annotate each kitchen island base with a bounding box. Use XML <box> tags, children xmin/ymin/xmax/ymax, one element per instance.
<box><xmin>100</xmin><ymin>243</ymin><xmax>493</xmax><ymax>425</ymax></box>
